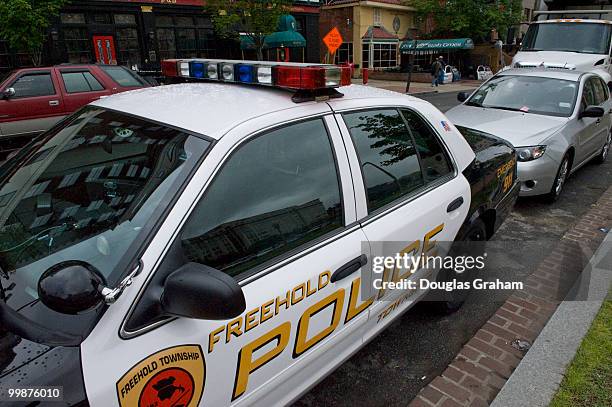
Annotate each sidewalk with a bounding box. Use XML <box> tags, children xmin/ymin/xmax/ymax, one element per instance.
<box><xmin>351</xmin><ymin>78</ymin><xmax>481</xmax><ymax>95</ymax></box>
<box><xmin>408</xmin><ymin>185</ymin><xmax>612</xmax><ymax>407</ymax></box>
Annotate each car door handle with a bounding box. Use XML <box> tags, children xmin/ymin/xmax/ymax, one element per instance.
<box><xmin>447</xmin><ymin>197</ymin><xmax>464</xmax><ymax>213</ymax></box>
<box><xmin>331</xmin><ymin>254</ymin><xmax>368</xmax><ymax>283</ymax></box>
<box><xmin>596</xmin><ymin>118</ymin><xmax>602</xmax><ymax>125</ymax></box>
<box><xmin>49</xmin><ymin>100</ymin><xmax>60</xmax><ymax>106</ymax></box>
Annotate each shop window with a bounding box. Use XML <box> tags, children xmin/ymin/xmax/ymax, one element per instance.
<box><xmin>175</xmin><ymin>16</ymin><xmax>194</xmax><ymax>26</ymax></box>
<box><xmin>63</xmin><ymin>27</ymin><xmax>91</xmax><ymax>63</ymax></box>
<box><xmin>195</xmin><ymin>17</ymin><xmax>213</xmax><ymax>29</ymax></box>
<box><xmin>61</xmin><ymin>13</ymin><xmax>85</xmax><ymax>24</ymax></box>
<box><xmin>116</xmin><ymin>28</ymin><xmax>141</xmax><ymax>66</ymax></box>
<box><xmin>334</xmin><ymin>43</ymin><xmax>353</xmax><ymax>64</ymax></box>
<box><xmin>176</xmin><ymin>28</ymin><xmax>197</xmax><ymax>58</ymax></box>
<box><xmin>197</xmin><ymin>29</ymin><xmax>216</xmax><ymax>58</ymax></box>
<box><xmin>155</xmin><ymin>16</ymin><xmax>174</xmax><ymax>27</ymax></box>
<box><xmin>362</xmin><ymin>44</ymin><xmax>369</xmax><ymax>68</ymax></box>
<box><xmin>157</xmin><ymin>28</ymin><xmax>176</xmax><ymax>60</ymax></box>
<box><xmin>373</xmin><ymin>43</ymin><xmax>397</xmax><ymax>68</ymax></box>
<box><xmin>114</xmin><ymin>14</ymin><xmax>136</xmax><ymax>25</ymax></box>
<box><xmin>89</xmin><ymin>14</ymin><xmax>112</xmax><ymax>25</ymax></box>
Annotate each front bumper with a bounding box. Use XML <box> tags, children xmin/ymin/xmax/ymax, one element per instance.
<box><xmin>517</xmin><ymin>153</ymin><xmax>560</xmax><ymax>196</ymax></box>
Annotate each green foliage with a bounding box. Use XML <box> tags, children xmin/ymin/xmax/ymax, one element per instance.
<box><xmin>204</xmin><ymin>0</ymin><xmax>292</xmax><ymax>60</ymax></box>
<box><xmin>0</xmin><ymin>0</ymin><xmax>70</xmax><ymax>66</ymax></box>
<box><xmin>410</xmin><ymin>0</ymin><xmax>523</xmax><ymax>42</ymax></box>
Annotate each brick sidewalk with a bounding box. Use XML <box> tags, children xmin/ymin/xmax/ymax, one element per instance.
<box><xmin>409</xmin><ymin>186</ymin><xmax>612</xmax><ymax>407</ymax></box>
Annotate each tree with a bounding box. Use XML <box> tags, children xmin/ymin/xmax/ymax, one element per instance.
<box><xmin>205</xmin><ymin>0</ymin><xmax>292</xmax><ymax>61</ymax></box>
<box><xmin>0</xmin><ymin>0</ymin><xmax>70</xmax><ymax>66</ymax></box>
<box><xmin>410</xmin><ymin>0</ymin><xmax>523</xmax><ymax>43</ymax></box>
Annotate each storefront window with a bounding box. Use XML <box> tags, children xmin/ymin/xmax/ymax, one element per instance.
<box><xmin>157</xmin><ymin>28</ymin><xmax>176</xmax><ymax>60</ymax></box>
<box><xmin>61</xmin><ymin>13</ymin><xmax>86</xmax><ymax>24</ymax></box>
<box><xmin>63</xmin><ymin>27</ymin><xmax>91</xmax><ymax>63</ymax></box>
<box><xmin>116</xmin><ymin>28</ymin><xmax>140</xmax><ymax>67</ymax></box>
<box><xmin>334</xmin><ymin>43</ymin><xmax>353</xmax><ymax>64</ymax></box>
<box><xmin>373</xmin><ymin>43</ymin><xmax>397</xmax><ymax>68</ymax></box>
<box><xmin>89</xmin><ymin>14</ymin><xmax>112</xmax><ymax>25</ymax></box>
<box><xmin>114</xmin><ymin>14</ymin><xmax>136</xmax><ymax>25</ymax></box>
<box><xmin>176</xmin><ymin>28</ymin><xmax>197</xmax><ymax>58</ymax></box>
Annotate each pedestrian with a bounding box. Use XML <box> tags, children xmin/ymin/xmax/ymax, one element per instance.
<box><xmin>437</xmin><ymin>56</ymin><xmax>446</xmax><ymax>85</ymax></box>
<box><xmin>431</xmin><ymin>57</ymin><xmax>443</xmax><ymax>87</ymax></box>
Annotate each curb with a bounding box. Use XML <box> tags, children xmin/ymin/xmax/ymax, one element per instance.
<box><xmin>490</xmin><ymin>231</ymin><xmax>612</xmax><ymax>407</ymax></box>
<box><xmin>408</xmin><ymin>185</ymin><xmax>612</xmax><ymax>407</ymax></box>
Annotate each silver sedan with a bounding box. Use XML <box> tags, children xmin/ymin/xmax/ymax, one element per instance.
<box><xmin>446</xmin><ymin>68</ymin><xmax>612</xmax><ymax>201</ymax></box>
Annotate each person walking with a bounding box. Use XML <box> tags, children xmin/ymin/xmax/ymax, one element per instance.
<box><xmin>437</xmin><ymin>56</ymin><xmax>446</xmax><ymax>85</ymax></box>
<box><xmin>431</xmin><ymin>56</ymin><xmax>443</xmax><ymax>87</ymax></box>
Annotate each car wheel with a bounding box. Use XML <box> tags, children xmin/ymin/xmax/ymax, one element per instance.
<box><xmin>429</xmin><ymin>218</ymin><xmax>486</xmax><ymax>314</ymax></box>
<box><xmin>546</xmin><ymin>154</ymin><xmax>570</xmax><ymax>203</ymax></box>
<box><xmin>594</xmin><ymin>131</ymin><xmax>611</xmax><ymax>164</ymax></box>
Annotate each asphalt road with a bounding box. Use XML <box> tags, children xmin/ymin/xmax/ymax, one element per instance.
<box><xmin>295</xmin><ymin>90</ymin><xmax>612</xmax><ymax>407</ymax></box>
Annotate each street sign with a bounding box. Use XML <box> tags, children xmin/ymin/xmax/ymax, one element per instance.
<box><xmin>323</xmin><ymin>27</ymin><xmax>343</xmax><ymax>55</ymax></box>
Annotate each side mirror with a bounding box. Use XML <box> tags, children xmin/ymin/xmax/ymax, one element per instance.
<box><xmin>38</xmin><ymin>261</ymin><xmax>106</xmax><ymax>314</ymax></box>
<box><xmin>161</xmin><ymin>262</ymin><xmax>246</xmax><ymax>320</ymax></box>
<box><xmin>579</xmin><ymin>105</ymin><xmax>605</xmax><ymax>119</ymax></box>
<box><xmin>2</xmin><ymin>87</ymin><xmax>15</xmax><ymax>99</ymax></box>
<box><xmin>457</xmin><ymin>91</ymin><xmax>469</xmax><ymax>102</ymax></box>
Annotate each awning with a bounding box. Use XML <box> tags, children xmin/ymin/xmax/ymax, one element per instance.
<box><xmin>240</xmin><ymin>15</ymin><xmax>306</xmax><ymax>50</ymax></box>
<box><xmin>400</xmin><ymin>38</ymin><xmax>474</xmax><ymax>52</ymax></box>
<box><xmin>362</xmin><ymin>26</ymin><xmax>399</xmax><ymax>43</ymax></box>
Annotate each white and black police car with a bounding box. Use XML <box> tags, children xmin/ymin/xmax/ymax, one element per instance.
<box><xmin>0</xmin><ymin>59</ymin><xmax>518</xmax><ymax>406</ymax></box>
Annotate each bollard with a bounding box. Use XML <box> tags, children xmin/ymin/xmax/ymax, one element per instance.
<box><xmin>362</xmin><ymin>68</ymin><xmax>368</xmax><ymax>85</ymax></box>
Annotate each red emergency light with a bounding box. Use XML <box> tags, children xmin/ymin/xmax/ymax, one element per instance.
<box><xmin>161</xmin><ymin>59</ymin><xmax>352</xmax><ymax>92</ymax></box>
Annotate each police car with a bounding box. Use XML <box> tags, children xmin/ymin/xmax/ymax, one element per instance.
<box><xmin>0</xmin><ymin>60</ymin><xmax>518</xmax><ymax>407</ymax></box>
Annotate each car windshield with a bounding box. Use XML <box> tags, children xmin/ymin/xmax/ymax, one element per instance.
<box><xmin>466</xmin><ymin>75</ymin><xmax>578</xmax><ymax>117</ymax></box>
<box><xmin>0</xmin><ymin>107</ymin><xmax>209</xmax><ymax>341</ymax></box>
<box><xmin>521</xmin><ymin>22</ymin><xmax>612</xmax><ymax>54</ymax></box>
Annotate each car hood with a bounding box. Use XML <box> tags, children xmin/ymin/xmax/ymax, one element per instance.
<box><xmin>512</xmin><ymin>50</ymin><xmax>606</xmax><ymax>71</ymax></box>
<box><xmin>0</xmin><ymin>327</ymin><xmax>52</xmax><ymax>378</ymax></box>
<box><xmin>446</xmin><ymin>105</ymin><xmax>567</xmax><ymax>146</ymax></box>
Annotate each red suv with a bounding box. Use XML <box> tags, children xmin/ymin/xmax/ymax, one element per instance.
<box><xmin>0</xmin><ymin>64</ymin><xmax>151</xmax><ymax>153</ymax></box>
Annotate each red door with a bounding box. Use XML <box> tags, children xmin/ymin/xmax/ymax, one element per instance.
<box><xmin>93</xmin><ymin>36</ymin><xmax>117</xmax><ymax>65</ymax></box>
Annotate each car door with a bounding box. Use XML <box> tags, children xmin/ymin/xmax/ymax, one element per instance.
<box><xmin>335</xmin><ymin>107</ymin><xmax>472</xmax><ymax>341</ymax></box>
<box><xmin>575</xmin><ymin>76</ymin><xmax>607</xmax><ymax>164</ymax></box>
<box><xmin>82</xmin><ymin>114</ymin><xmax>373</xmax><ymax>407</ymax></box>
<box><xmin>58</xmin><ymin>68</ymin><xmax>112</xmax><ymax>113</ymax></box>
<box><xmin>0</xmin><ymin>70</ymin><xmax>66</xmax><ymax>138</ymax></box>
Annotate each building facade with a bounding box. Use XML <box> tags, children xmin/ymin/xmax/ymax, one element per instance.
<box><xmin>0</xmin><ymin>0</ymin><xmax>321</xmax><ymax>74</ymax></box>
<box><xmin>319</xmin><ymin>0</ymin><xmax>416</xmax><ymax>71</ymax></box>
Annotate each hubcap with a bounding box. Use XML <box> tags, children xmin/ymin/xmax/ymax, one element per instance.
<box><xmin>555</xmin><ymin>159</ymin><xmax>569</xmax><ymax>196</ymax></box>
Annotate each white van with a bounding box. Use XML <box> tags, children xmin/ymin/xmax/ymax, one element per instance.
<box><xmin>512</xmin><ymin>14</ymin><xmax>612</xmax><ymax>88</ymax></box>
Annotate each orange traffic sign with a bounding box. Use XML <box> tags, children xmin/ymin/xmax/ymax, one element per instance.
<box><xmin>323</xmin><ymin>27</ymin><xmax>343</xmax><ymax>54</ymax></box>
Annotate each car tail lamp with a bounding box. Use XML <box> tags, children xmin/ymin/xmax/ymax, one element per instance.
<box><xmin>161</xmin><ymin>58</ymin><xmax>352</xmax><ymax>91</ymax></box>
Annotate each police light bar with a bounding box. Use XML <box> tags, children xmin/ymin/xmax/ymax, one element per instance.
<box><xmin>161</xmin><ymin>59</ymin><xmax>352</xmax><ymax>91</ymax></box>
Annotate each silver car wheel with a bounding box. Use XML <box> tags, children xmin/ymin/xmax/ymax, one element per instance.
<box><xmin>554</xmin><ymin>159</ymin><xmax>569</xmax><ymax>196</ymax></box>
<box><xmin>603</xmin><ymin>132</ymin><xmax>611</xmax><ymax>161</ymax></box>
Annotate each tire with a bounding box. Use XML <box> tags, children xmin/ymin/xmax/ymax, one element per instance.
<box><xmin>594</xmin><ymin>131</ymin><xmax>611</xmax><ymax>164</ymax></box>
<box><xmin>429</xmin><ymin>218</ymin><xmax>487</xmax><ymax>314</ymax></box>
<box><xmin>545</xmin><ymin>153</ymin><xmax>570</xmax><ymax>203</ymax></box>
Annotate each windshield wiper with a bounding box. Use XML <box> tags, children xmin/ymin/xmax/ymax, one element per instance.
<box><xmin>484</xmin><ymin>106</ymin><xmax>526</xmax><ymax>113</ymax></box>
<box><xmin>465</xmin><ymin>101</ymin><xmax>483</xmax><ymax>107</ymax></box>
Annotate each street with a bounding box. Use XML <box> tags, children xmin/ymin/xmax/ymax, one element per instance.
<box><xmin>294</xmin><ymin>90</ymin><xmax>612</xmax><ymax>407</ymax></box>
